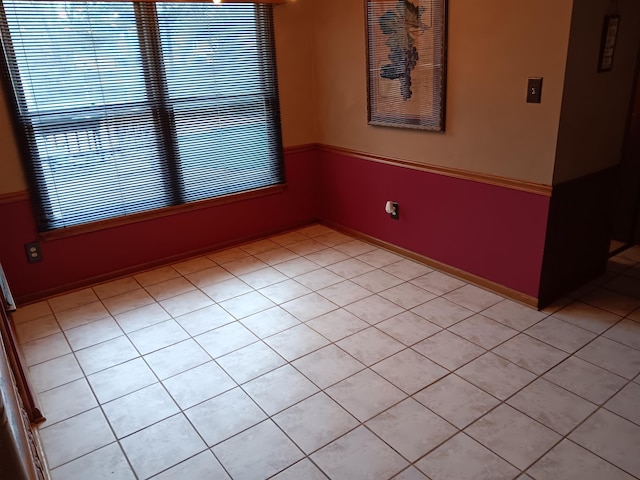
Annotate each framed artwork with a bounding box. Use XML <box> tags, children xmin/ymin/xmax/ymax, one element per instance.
<box><xmin>366</xmin><ymin>0</ymin><xmax>447</xmax><ymax>131</ymax></box>
<box><xmin>598</xmin><ymin>14</ymin><xmax>620</xmax><ymax>72</ymax></box>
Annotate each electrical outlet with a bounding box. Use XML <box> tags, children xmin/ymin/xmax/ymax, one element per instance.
<box><xmin>25</xmin><ymin>242</ymin><xmax>42</xmax><ymax>263</ymax></box>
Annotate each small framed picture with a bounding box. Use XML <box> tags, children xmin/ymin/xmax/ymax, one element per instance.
<box><xmin>598</xmin><ymin>15</ymin><xmax>620</xmax><ymax>72</ymax></box>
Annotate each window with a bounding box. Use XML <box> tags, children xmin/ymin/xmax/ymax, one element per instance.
<box><xmin>0</xmin><ymin>1</ymin><xmax>283</xmax><ymax>231</ymax></box>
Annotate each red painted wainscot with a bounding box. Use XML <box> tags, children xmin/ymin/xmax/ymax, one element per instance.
<box><xmin>316</xmin><ymin>147</ymin><xmax>551</xmax><ymax>301</ymax></box>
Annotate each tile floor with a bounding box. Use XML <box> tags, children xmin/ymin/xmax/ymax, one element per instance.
<box><xmin>12</xmin><ymin>224</ymin><xmax>640</xmax><ymax>480</ymax></box>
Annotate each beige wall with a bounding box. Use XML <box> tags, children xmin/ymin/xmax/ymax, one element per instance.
<box><xmin>0</xmin><ymin>1</ymin><xmax>317</xmax><ymax>195</ymax></box>
<box><xmin>0</xmin><ymin>80</ymin><xmax>25</xmax><ymax>194</ymax></box>
<box><xmin>311</xmin><ymin>0</ymin><xmax>573</xmax><ymax>185</ymax></box>
<box><xmin>553</xmin><ymin>0</ymin><xmax>640</xmax><ymax>184</ymax></box>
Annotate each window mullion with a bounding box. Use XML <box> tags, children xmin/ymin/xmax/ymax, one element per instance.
<box><xmin>134</xmin><ymin>2</ymin><xmax>183</xmax><ymax>206</ymax></box>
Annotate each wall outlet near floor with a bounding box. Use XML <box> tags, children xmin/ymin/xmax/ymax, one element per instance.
<box><xmin>25</xmin><ymin>242</ymin><xmax>42</xmax><ymax>263</ymax></box>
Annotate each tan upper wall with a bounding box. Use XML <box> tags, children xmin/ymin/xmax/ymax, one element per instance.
<box><xmin>553</xmin><ymin>0</ymin><xmax>640</xmax><ymax>185</ymax></box>
<box><xmin>311</xmin><ymin>0</ymin><xmax>573</xmax><ymax>185</ymax></box>
<box><xmin>0</xmin><ymin>1</ymin><xmax>317</xmax><ymax>195</ymax></box>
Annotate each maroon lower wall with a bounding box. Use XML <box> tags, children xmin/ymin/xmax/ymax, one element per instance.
<box><xmin>1</xmin><ymin>146</ymin><xmax>553</xmax><ymax>304</ymax></box>
<box><xmin>316</xmin><ymin>150</ymin><xmax>551</xmax><ymax>299</ymax></box>
<box><xmin>0</xmin><ymin>149</ymin><xmax>318</xmax><ymax>303</ymax></box>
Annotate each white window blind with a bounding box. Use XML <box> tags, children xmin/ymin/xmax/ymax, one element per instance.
<box><xmin>0</xmin><ymin>1</ymin><xmax>283</xmax><ymax>231</ymax></box>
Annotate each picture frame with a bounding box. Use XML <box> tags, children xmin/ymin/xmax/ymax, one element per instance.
<box><xmin>598</xmin><ymin>14</ymin><xmax>620</xmax><ymax>72</ymax></box>
<box><xmin>366</xmin><ymin>0</ymin><xmax>447</xmax><ymax>131</ymax></box>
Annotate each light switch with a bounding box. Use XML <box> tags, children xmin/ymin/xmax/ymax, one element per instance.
<box><xmin>527</xmin><ymin>77</ymin><xmax>543</xmax><ymax>103</ymax></box>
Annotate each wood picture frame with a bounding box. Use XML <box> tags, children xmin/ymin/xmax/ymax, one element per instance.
<box><xmin>366</xmin><ymin>0</ymin><xmax>447</xmax><ymax>131</ymax></box>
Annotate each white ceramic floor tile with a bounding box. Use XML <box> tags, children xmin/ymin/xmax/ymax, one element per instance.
<box><xmin>306</xmin><ymin>309</ymin><xmax>369</xmax><ymax>342</ymax></box>
<box><xmin>271</xmin><ymin>459</ymin><xmax>328</xmax><ymax>480</ymax></box>
<box><xmin>575</xmin><ymin>336</ymin><xmax>640</xmax><ymax>379</ymax></box>
<box><xmin>102</xmin><ymin>289</ymin><xmax>156</xmax><ymax>317</ymax></box>
<box><xmin>448</xmin><ymin>314</ymin><xmax>518</xmax><ymax>349</ymax></box>
<box><xmin>525</xmin><ymin>317</ymin><xmax>597</xmax><ymax>353</ymax></box>
<box><xmin>195</xmin><ymin>321</ymin><xmax>258</xmax><ymax>358</ymax></box>
<box><xmin>243</xmin><ymin>364</ymin><xmax>319</xmax><ymax>415</ymax></box>
<box><xmin>127</xmin><ymin>319</ymin><xmax>189</xmax><ymax>355</ymax></box>
<box><xmin>221</xmin><ymin>256</ymin><xmax>269</xmax><ymax>276</ymax></box>
<box><xmin>258</xmin><ymin>279</ymin><xmax>312</xmax><ymax>304</ymax></box>
<box><xmin>38</xmin><ymin>378</ymin><xmax>98</xmax><ymax>426</ymax></box>
<box><xmin>443</xmin><ymin>285</ymin><xmax>503</xmax><ymax>312</ymax></box>
<box><xmin>305</xmin><ymin>248</ymin><xmax>350</xmax><ymax>267</ymax></box>
<box><xmin>604</xmin><ymin>381</ymin><xmax>640</xmax><ymax>425</ymax></box>
<box><xmin>381</xmin><ymin>259</ymin><xmax>433</xmax><ymax>281</ymax></box>
<box><xmin>56</xmin><ymin>301</ymin><xmax>111</xmax><ymax>330</ymax></box>
<box><xmin>412</xmin><ymin>330</ymin><xmax>485</xmax><ymax>371</ymax></box>
<box><xmin>273</xmin><ymin>392</ymin><xmax>358</xmax><ymax>454</ymax></box>
<box><xmin>480</xmin><ymin>299</ymin><xmax>548</xmax><ymax>331</ymax></box>
<box><xmin>356</xmin><ymin>248</ymin><xmax>403</xmax><ymax>268</ymax></box>
<box><xmin>411</xmin><ymin>297</ymin><xmax>474</xmax><ymax>328</ymax></box>
<box><xmin>144</xmin><ymin>339</ymin><xmax>211</xmax><ymax>380</ymax></box>
<box><xmin>457</xmin><ymin>352</ymin><xmax>536</xmax><ymax>400</ymax></box>
<box><xmin>465</xmin><ymin>404</ymin><xmax>561</xmax><ymax>470</ymax></box>
<box><xmin>350</xmin><ymin>269</ymin><xmax>404</xmax><ymax>293</ymax></box>
<box><xmin>216</xmin><ymin>341</ymin><xmax>286</xmax><ymax>384</ymax></box>
<box><xmin>264</xmin><ymin>323</ymin><xmax>330</xmax><ymax>361</ymax></box>
<box><xmin>325</xmin><ymin>369</ymin><xmax>406</xmax><ymax>422</ymax></box>
<box><xmin>317</xmin><ymin>280</ymin><xmax>372</xmax><ymax>307</ymax></box>
<box><xmin>21</xmin><ymin>332</ymin><xmax>71</xmax><ymax>367</ymax></box>
<box><xmin>295</xmin><ymin>268</ymin><xmax>346</xmax><ymax>291</ymax></box>
<box><xmin>379</xmin><ymin>283</ymin><xmax>436</xmax><ymax>309</ymax></box>
<box><xmin>376</xmin><ymin>311</ymin><xmax>441</xmax><ymax>345</ymax></box>
<box><xmin>114</xmin><ymin>303</ymin><xmax>170</xmax><ymax>334</ymax></box>
<box><xmin>152</xmin><ymin>451</ymin><xmax>230</xmax><ymax>480</ymax></box>
<box><xmin>543</xmin><ymin>356</ymin><xmax>627</xmax><ymax>405</ymax></box>
<box><xmin>159</xmin><ymin>290</ymin><xmax>214</xmax><ymax>318</ymax></box>
<box><xmin>292</xmin><ymin>344</ymin><xmax>365</xmax><ymax>389</ymax></box>
<box><xmin>415</xmin><ymin>433</ymin><xmax>520</xmax><ymax>480</ymax></box>
<box><xmin>552</xmin><ymin>301</ymin><xmax>621</xmax><ymax>334</ymax></box>
<box><xmin>372</xmin><ymin>349</ymin><xmax>448</xmax><ymax>394</ymax></box>
<box><xmin>343</xmin><ymin>295</ymin><xmax>405</xmax><ymax>325</ymax></box>
<box><xmin>29</xmin><ymin>353</ymin><xmax>84</xmax><ymax>393</ymax></box>
<box><xmin>145</xmin><ymin>277</ymin><xmax>195</xmax><ymax>302</ymax></box>
<box><xmin>207</xmin><ymin>246</ymin><xmax>250</xmax><ymax>264</ymax></box>
<box><xmin>239</xmin><ymin>266</ymin><xmax>288</xmax><ymax>289</ymax></box>
<box><xmin>50</xmin><ymin>443</ymin><xmax>135</xmax><ymax>480</ymax></box>
<box><xmin>185</xmin><ymin>387</ymin><xmax>267</xmax><ymax>446</ymax></box>
<box><xmin>65</xmin><ymin>317</ymin><xmax>123</xmax><ymax>351</ymax></box>
<box><xmin>333</xmin><ymin>239</ymin><xmax>377</xmax><ymax>257</ymax></box>
<box><xmin>603</xmin><ymin>318</ymin><xmax>640</xmax><ymax>350</ymax></box>
<box><xmin>12</xmin><ymin>301</ymin><xmax>52</xmax><ymax>324</ymax></box>
<box><xmin>134</xmin><ymin>266</ymin><xmax>180</xmax><ymax>287</ymax></box>
<box><xmin>311</xmin><ymin>426</ymin><xmax>408</xmax><ymax>480</ymax></box>
<box><xmin>414</xmin><ymin>374</ymin><xmax>499</xmax><ymax>429</ymax></box>
<box><xmin>200</xmin><ymin>277</ymin><xmax>253</xmax><ymax>303</ymax></box>
<box><xmin>171</xmin><ymin>256</ymin><xmax>216</xmax><ymax>276</ymax></box>
<box><xmin>102</xmin><ymin>383</ymin><xmax>179</xmax><ymax>438</ymax></box>
<box><xmin>219</xmin><ymin>291</ymin><xmax>275</xmax><ymax>319</ymax></box>
<box><xmin>493</xmin><ymin>334</ymin><xmax>568</xmax><ymax>375</ymax></box>
<box><xmin>48</xmin><ymin>288</ymin><xmax>99</xmax><ymax>313</ymax></box>
<box><xmin>274</xmin><ymin>257</ymin><xmax>321</xmax><ymax>277</ymax></box>
<box><xmin>75</xmin><ymin>336</ymin><xmax>139</xmax><ymax>376</ymax></box>
<box><xmin>392</xmin><ymin>466</ymin><xmax>429</xmax><ymax>480</ymax></box>
<box><xmin>15</xmin><ymin>315</ymin><xmax>60</xmax><ymax>344</ymax></box>
<box><xmin>88</xmin><ymin>357</ymin><xmax>157</xmax><ymax>404</ymax></box>
<box><xmin>174</xmin><ymin>304</ymin><xmax>235</xmax><ymax>337</ymax></box>
<box><xmin>569</xmin><ymin>409</ymin><xmax>640</xmax><ymax>477</ymax></box>
<box><xmin>528</xmin><ymin>439</ymin><xmax>635</xmax><ymax>480</ymax></box>
<box><xmin>281</xmin><ymin>292</ymin><xmax>338</xmax><ymax>321</ymax></box>
<box><xmin>580</xmin><ymin>288</ymin><xmax>640</xmax><ymax>317</ymax></box>
<box><xmin>325</xmin><ymin>258</ymin><xmax>376</xmax><ymax>279</ymax></box>
<box><xmin>162</xmin><ymin>361</ymin><xmax>235</xmax><ymax>409</ymax></box>
<box><xmin>507</xmin><ymin>378</ymin><xmax>597</xmax><ymax>435</ymax></box>
<box><xmin>240</xmin><ymin>306</ymin><xmax>300</xmax><ymax>338</ymax></box>
<box><xmin>411</xmin><ymin>271</ymin><xmax>466</xmax><ymax>296</ymax></box>
<box><xmin>366</xmin><ymin>398</ymin><xmax>456</xmax><ymax>462</ymax></box>
<box><xmin>185</xmin><ymin>266</ymin><xmax>234</xmax><ymax>289</ymax></box>
<box><xmin>40</xmin><ymin>408</ymin><xmax>115</xmax><ymax>469</ymax></box>
<box><xmin>337</xmin><ymin>327</ymin><xmax>404</xmax><ymax>366</ymax></box>
<box><xmin>213</xmin><ymin>420</ymin><xmax>304</xmax><ymax>480</ymax></box>
<box><xmin>120</xmin><ymin>414</ymin><xmax>206</xmax><ymax>479</ymax></box>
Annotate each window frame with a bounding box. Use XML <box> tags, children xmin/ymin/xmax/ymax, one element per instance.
<box><xmin>0</xmin><ymin>0</ymin><xmax>285</xmax><ymax>238</ymax></box>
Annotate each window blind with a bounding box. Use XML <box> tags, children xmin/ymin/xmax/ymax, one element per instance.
<box><xmin>0</xmin><ymin>1</ymin><xmax>283</xmax><ymax>231</ymax></box>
